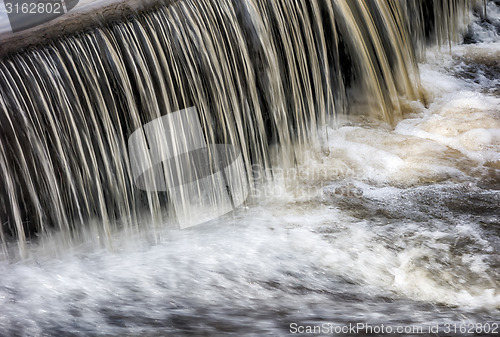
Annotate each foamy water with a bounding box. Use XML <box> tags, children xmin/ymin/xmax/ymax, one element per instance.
<box><xmin>1</xmin><ymin>5</ymin><xmax>500</xmax><ymax>337</ymax></box>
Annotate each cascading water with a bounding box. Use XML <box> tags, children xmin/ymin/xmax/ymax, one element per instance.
<box><xmin>0</xmin><ymin>0</ymin><xmax>499</xmax><ymax>336</ymax></box>
<box><xmin>0</xmin><ymin>0</ymin><xmax>432</xmax><ymax>255</ymax></box>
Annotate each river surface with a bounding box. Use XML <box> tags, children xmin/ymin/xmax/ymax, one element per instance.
<box><xmin>1</xmin><ymin>3</ymin><xmax>500</xmax><ymax>337</ymax></box>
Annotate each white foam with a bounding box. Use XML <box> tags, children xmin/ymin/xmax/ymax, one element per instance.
<box><xmin>467</xmin><ymin>1</ymin><xmax>500</xmax><ymax>43</ymax></box>
<box><xmin>1</xmin><ymin>3</ymin><xmax>500</xmax><ymax>334</ymax></box>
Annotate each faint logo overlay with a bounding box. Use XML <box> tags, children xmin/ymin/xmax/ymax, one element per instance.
<box><xmin>5</xmin><ymin>0</ymin><xmax>79</xmax><ymax>33</ymax></box>
<box><xmin>249</xmin><ymin>164</ymin><xmax>359</xmax><ymax>200</ymax></box>
<box><xmin>128</xmin><ymin>107</ymin><xmax>248</xmax><ymax>228</ymax></box>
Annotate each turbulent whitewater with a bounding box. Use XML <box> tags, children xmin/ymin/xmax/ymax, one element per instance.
<box><xmin>0</xmin><ymin>0</ymin><xmax>473</xmax><ymax>254</ymax></box>
<box><xmin>0</xmin><ymin>0</ymin><xmax>499</xmax><ymax>336</ymax></box>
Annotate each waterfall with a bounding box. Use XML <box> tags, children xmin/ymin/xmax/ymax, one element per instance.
<box><xmin>0</xmin><ymin>0</ymin><xmax>475</xmax><ymax>257</ymax></box>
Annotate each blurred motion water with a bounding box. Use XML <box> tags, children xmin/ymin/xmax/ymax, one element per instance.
<box><xmin>0</xmin><ymin>0</ymin><xmax>499</xmax><ymax>336</ymax></box>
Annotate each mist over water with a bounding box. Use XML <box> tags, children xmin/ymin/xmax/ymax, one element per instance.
<box><xmin>0</xmin><ymin>1</ymin><xmax>500</xmax><ymax>336</ymax></box>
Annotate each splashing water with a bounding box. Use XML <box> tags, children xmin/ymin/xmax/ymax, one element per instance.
<box><xmin>0</xmin><ymin>0</ymin><xmax>499</xmax><ymax>336</ymax></box>
<box><xmin>0</xmin><ymin>0</ymin><xmax>477</xmax><ymax>255</ymax></box>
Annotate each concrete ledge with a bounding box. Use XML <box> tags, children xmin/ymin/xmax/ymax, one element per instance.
<box><xmin>0</xmin><ymin>0</ymin><xmax>171</xmax><ymax>58</ymax></box>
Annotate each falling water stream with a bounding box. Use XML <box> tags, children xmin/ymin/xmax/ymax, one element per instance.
<box><xmin>0</xmin><ymin>0</ymin><xmax>499</xmax><ymax>336</ymax></box>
